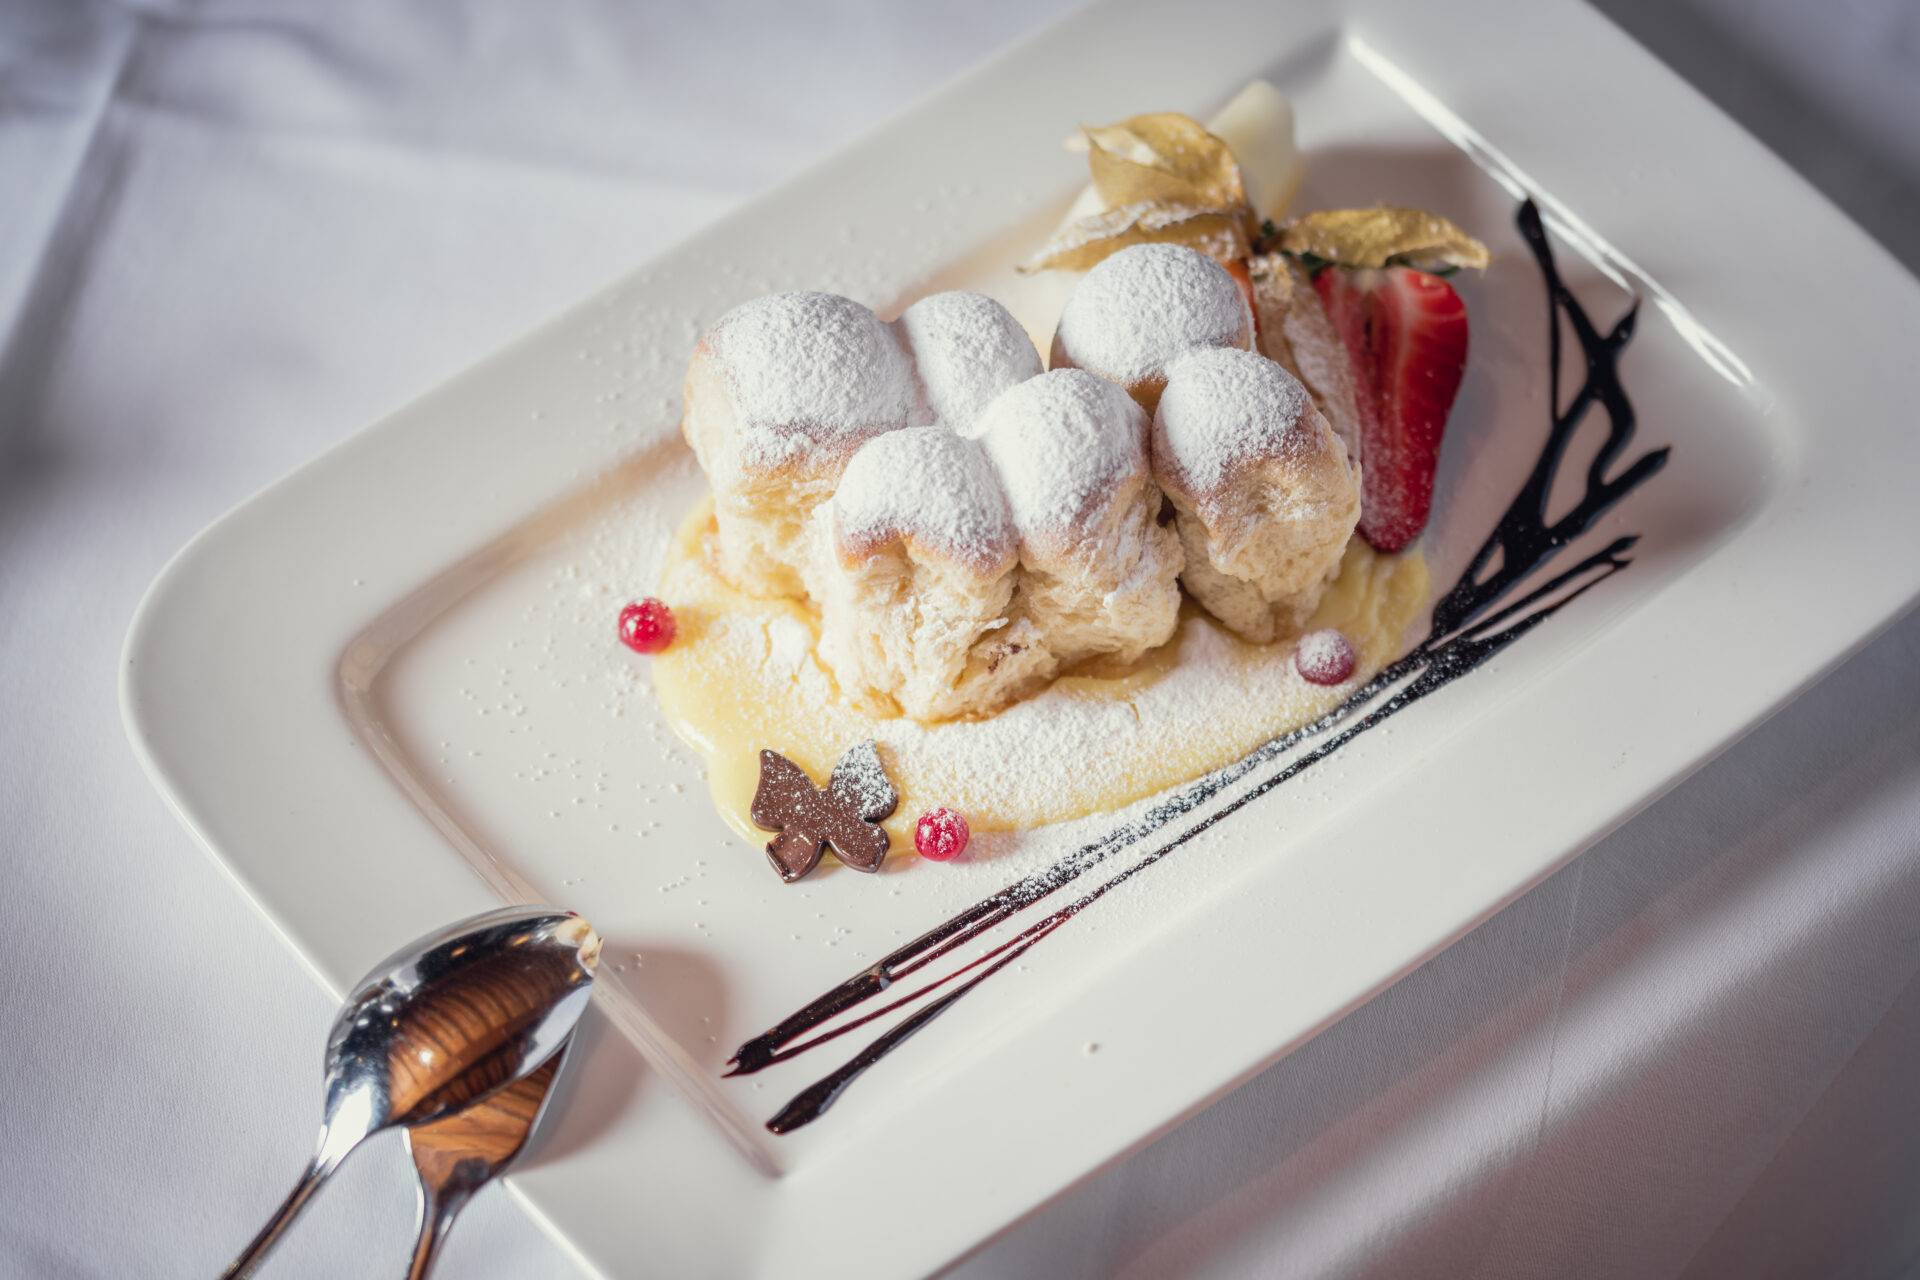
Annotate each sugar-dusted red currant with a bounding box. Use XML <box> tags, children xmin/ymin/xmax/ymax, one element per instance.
<box><xmin>618</xmin><ymin>598</ymin><xmax>676</xmax><ymax>654</ymax></box>
<box><xmin>1294</xmin><ymin>628</ymin><xmax>1356</xmax><ymax>685</ymax></box>
<box><xmin>914</xmin><ymin>807</ymin><xmax>970</xmax><ymax>862</ymax></box>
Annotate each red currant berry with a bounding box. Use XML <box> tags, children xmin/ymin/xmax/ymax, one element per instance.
<box><xmin>1294</xmin><ymin>628</ymin><xmax>1356</xmax><ymax>685</ymax></box>
<box><xmin>914</xmin><ymin>807</ymin><xmax>970</xmax><ymax>861</ymax></box>
<box><xmin>618</xmin><ymin>598</ymin><xmax>676</xmax><ymax>654</ymax></box>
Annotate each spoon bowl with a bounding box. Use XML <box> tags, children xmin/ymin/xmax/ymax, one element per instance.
<box><xmin>221</xmin><ymin>906</ymin><xmax>599</xmax><ymax>1279</ymax></box>
<box><xmin>403</xmin><ymin>1044</ymin><xmax>570</xmax><ymax>1278</ymax></box>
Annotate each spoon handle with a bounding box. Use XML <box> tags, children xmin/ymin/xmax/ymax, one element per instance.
<box><xmin>404</xmin><ymin>1181</ymin><xmax>472</xmax><ymax>1280</ymax></box>
<box><xmin>220</xmin><ymin>1143</ymin><xmax>348</xmax><ymax>1279</ymax></box>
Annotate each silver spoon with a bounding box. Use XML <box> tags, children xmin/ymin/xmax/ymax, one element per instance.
<box><xmin>222</xmin><ymin>906</ymin><xmax>600</xmax><ymax>1279</ymax></box>
<box><xmin>402</xmin><ymin>1042</ymin><xmax>569</xmax><ymax>1278</ymax></box>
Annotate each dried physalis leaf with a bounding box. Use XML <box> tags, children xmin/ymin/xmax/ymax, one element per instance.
<box><xmin>1026</xmin><ymin>201</ymin><xmax>1250</xmax><ymax>273</ymax></box>
<box><xmin>1021</xmin><ymin>112</ymin><xmax>1253</xmax><ymax>273</ymax></box>
<box><xmin>1277</xmin><ymin>207</ymin><xmax>1491</xmax><ymax>271</ymax></box>
<box><xmin>1083</xmin><ymin>113</ymin><xmax>1247</xmax><ymax>211</ymax></box>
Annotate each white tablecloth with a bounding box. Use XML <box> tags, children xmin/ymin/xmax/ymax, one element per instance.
<box><xmin>4</xmin><ymin>2</ymin><xmax>1918</xmax><ymax>1276</ymax></box>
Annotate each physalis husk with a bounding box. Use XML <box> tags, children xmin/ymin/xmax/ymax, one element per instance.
<box><xmin>1023</xmin><ymin>112</ymin><xmax>1251</xmax><ymax>272</ymax></box>
<box><xmin>1276</xmin><ymin>207</ymin><xmax>1490</xmax><ymax>271</ymax></box>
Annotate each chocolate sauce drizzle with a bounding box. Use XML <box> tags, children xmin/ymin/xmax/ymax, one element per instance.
<box><xmin>729</xmin><ymin>199</ymin><xmax>1670</xmax><ymax>1134</ymax></box>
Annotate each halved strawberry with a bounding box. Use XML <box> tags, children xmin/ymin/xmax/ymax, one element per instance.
<box><xmin>1312</xmin><ymin>265</ymin><xmax>1468</xmax><ymax>552</ymax></box>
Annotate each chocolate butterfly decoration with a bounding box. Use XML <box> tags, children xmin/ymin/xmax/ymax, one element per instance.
<box><xmin>749</xmin><ymin>741</ymin><xmax>899</xmax><ymax>883</ymax></box>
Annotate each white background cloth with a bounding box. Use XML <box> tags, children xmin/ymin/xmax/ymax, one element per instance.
<box><xmin>3</xmin><ymin>2</ymin><xmax>1918</xmax><ymax>1276</ymax></box>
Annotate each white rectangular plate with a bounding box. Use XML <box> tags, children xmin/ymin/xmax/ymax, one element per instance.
<box><xmin>124</xmin><ymin>0</ymin><xmax>1920</xmax><ymax>1275</ymax></box>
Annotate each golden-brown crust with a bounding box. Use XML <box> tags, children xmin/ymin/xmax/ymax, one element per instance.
<box><xmin>1151</xmin><ymin>346</ymin><xmax>1360</xmax><ymax>642</ymax></box>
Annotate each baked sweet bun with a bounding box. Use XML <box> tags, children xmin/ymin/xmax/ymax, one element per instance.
<box><xmin>894</xmin><ymin>290</ymin><xmax>1044</xmax><ymax>431</ymax></box>
<box><xmin>684</xmin><ymin>286</ymin><xmax>1177</xmax><ymax>720</ymax></box>
<box><xmin>1152</xmin><ymin>346</ymin><xmax>1360</xmax><ymax>643</ymax></box>
<box><xmin>972</xmin><ymin>370</ymin><xmax>1181</xmax><ymax>665</ymax></box>
<box><xmin>1049</xmin><ymin>243</ymin><xmax>1254</xmax><ymax>412</ymax></box>
<box><xmin>813</xmin><ymin>426</ymin><xmax>1051</xmax><ymax>720</ymax></box>
<box><xmin>681</xmin><ymin>259</ymin><xmax>1363</xmax><ymax>720</ymax></box>
<box><xmin>683</xmin><ymin>291</ymin><xmax>917</xmax><ymax>595</ymax></box>
<box><xmin>1245</xmin><ymin>252</ymin><xmax>1364</xmax><ymax>472</ymax></box>
<box><xmin>813</xmin><ymin>369</ymin><xmax>1181</xmax><ymax>721</ymax></box>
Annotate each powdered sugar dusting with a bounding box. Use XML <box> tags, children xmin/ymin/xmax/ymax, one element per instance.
<box><xmin>708</xmin><ymin>292</ymin><xmax>915</xmax><ymax>467</ymax></box>
<box><xmin>974</xmin><ymin>369</ymin><xmax>1146</xmax><ymax>546</ymax></box>
<box><xmin>831</xmin><ymin>427</ymin><xmax>1015</xmax><ymax>570</ymax></box>
<box><xmin>1154</xmin><ymin>347</ymin><xmax>1313</xmax><ymax>493</ymax></box>
<box><xmin>828</xmin><ymin>740</ymin><xmax>898</xmax><ymax>823</ymax></box>
<box><xmin>1053</xmin><ymin>244</ymin><xmax>1251</xmax><ymax>384</ymax></box>
<box><xmin>766</xmin><ymin>615</ymin><xmax>813</xmax><ymax>676</ymax></box>
<box><xmin>894</xmin><ymin>291</ymin><xmax>1042</xmax><ymax>433</ymax></box>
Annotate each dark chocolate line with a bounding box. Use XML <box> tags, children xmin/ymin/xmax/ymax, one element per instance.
<box><xmin>1426</xmin><ymin>201</ymin><xmax>1667</xmax><ymax>644</ymax></box>
<box><xmin>764</xmin><ymin>919</ymin><xmax>1063</xmax><ymax>1134</ymax></box>
<box><xmin>738</xmin><ymin>906</ymin><xmax>1069</xmax><ymax>1072</ymax></box>
<box><xmin>737</xmin><ymin>197</ymin><xmax>1670</xmax><ymax>1131</ymax></box>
